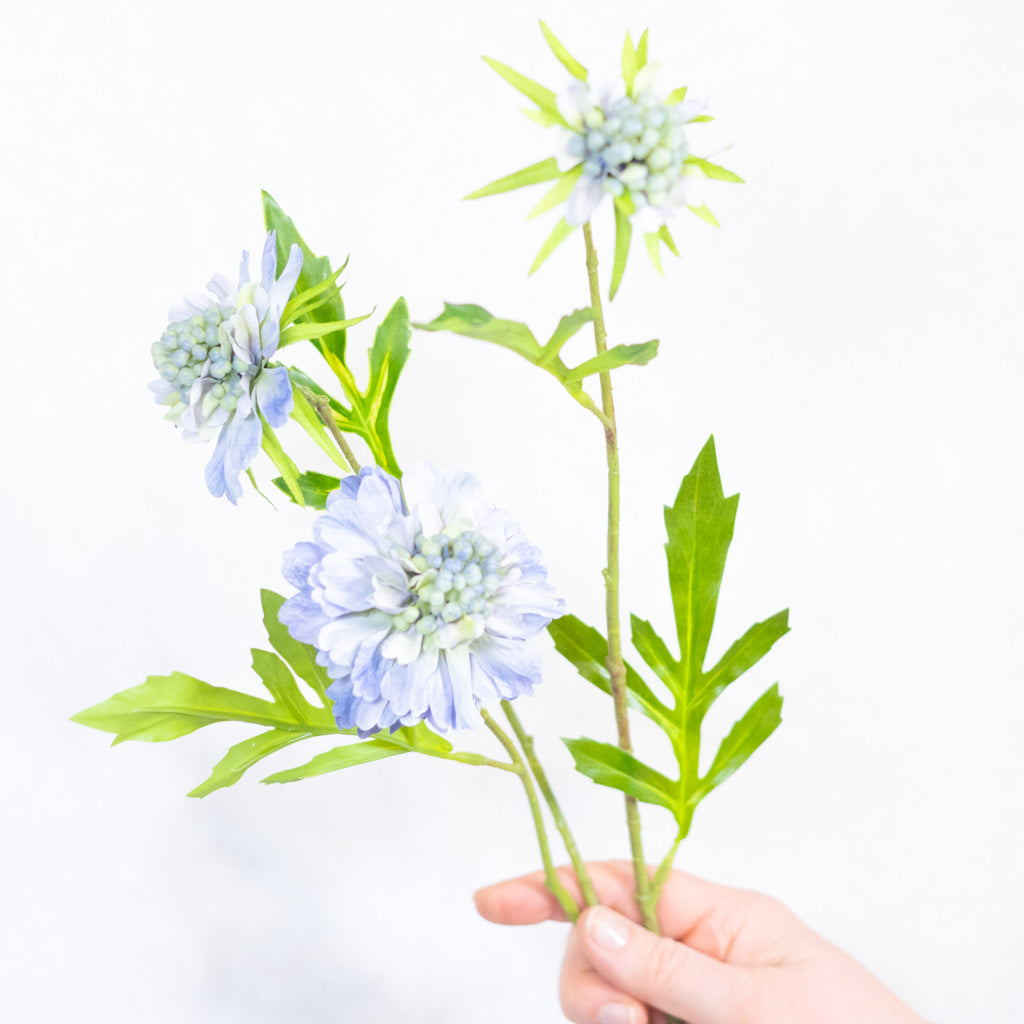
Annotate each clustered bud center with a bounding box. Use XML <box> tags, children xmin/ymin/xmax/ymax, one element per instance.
<box><xmin>391</xmin><ymin>530</ymin><xmax>502</xmax><ymax>636</ymax></box>
<box><xmin>568</xmin><ymin>93</ymin><xmax>690</xmax><ymax>210</ymax></box>
<box><xmin>152</xmin><ymin>308</ymin><xmax>253</xmax><ymax>414</ymax></box>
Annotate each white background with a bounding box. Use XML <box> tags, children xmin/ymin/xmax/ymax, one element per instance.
<box><xmin>2</xmin><ymin>0</ymin><xmax>1022</xmax><ymax>1021</ymax></box>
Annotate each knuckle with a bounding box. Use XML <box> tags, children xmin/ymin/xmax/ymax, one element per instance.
<box><xmin>644</xmin><ymin>936</ymin><xmax>689</xmax><ymax>992</ymax></box>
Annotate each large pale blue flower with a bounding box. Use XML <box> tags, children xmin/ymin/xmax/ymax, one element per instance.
<box><xmin>149</xmin><ymin>232</ymin><xmax>303</xmax><ymax>503</ymax></box>
<box><xmin>279</xmin><ymin>463</ymin><xmax>564</xmax><ymax>736</ymax></box>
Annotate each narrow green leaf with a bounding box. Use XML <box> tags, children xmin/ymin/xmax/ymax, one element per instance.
<box><xmin>364</xmin><ymin>298</ymin><xmax>411</xmax><ymax>470</ymax></box>
<box><xmin>630</xmin><ymin>615</ymin><xmax>681</xmax><ymax>699</ymax></box>
<box><xmin>645</xmin><ymin>232</ymin><xmax>663</xmax><ymax>275</ymax></box>
<box><xmin>692</xmin><ymin>114</ymin><xmax>714</xmax><ymax>123</ymax></box>
<box><xmin>262</xmin><ymin>739</ymin><xmax>409</xmax><ymax>784</ymax></box>
<box><xmin>666</xmin><ymin>86</ymin><xmax>689</xmax><ymax>104</ymax></box>
<box><xmin>280</xmin><ymin>313</ymin><xmax>373</xmax><ymax>346</ymax></box>
<box><xmin>698</xmin><ymin>610</ymin><xmax>790</xmax><ymax>710</ymax></box>
<box><xmin>528</xmin><ymin>165</ymin><xmax>582</xmax><ymax>219</ymax></box>
<box><xmin>609</xmin><ymin>202</ymin><xmax>632</xmax><ymax>300</ymax></box>
<box><xmin>288</xmin><ymin>385</ymin><xmax>350</xmax><ymax>471</ymax></box>
<box><xmin>564</xmin><ymin>339</ymin><xmax>659</xmax><ymax>382</ymax></box>
<box><xmin>636</xmin><ymin>29</ymin><xmax>649</xmax><ymax>68</ymax></box>
<box><xmin>664</xmin><ymin>436</ymin><xmax>739</xmax><ymax>694</ymax></box>
<box><xmin>482</xmin><ymin>58</ymin><xmax>564</xmax><ymax>122</ymax></box>
<box><xmin>522</xmin><ymin>107</ymin><xmax>565</xmax><ymax>128</ymax></box>
<box><xmin>529</xmin><ymin>218</ymin><xmax>576</xmax><ymax>274</ymax></box>
<box><xmin>658</xmin><ymin>224</ymin><xmax>680</xmax><ymax>257</ymax></box>
<box><xmin>71</xmin><ymin>672</ymin><xmax>306</xmax><ymax>741</ymax></box>
<box><xmin>685</xmin><ymin>156</ymin><xmax>744</xmax><ymax>184</ymax></box>
<box><xmin>539</xmin><ymin>20</ymin><xmax>588</xmax><ymax>79</ymax></box>
<box><xmin>271</xmin><ymin>470</ymin><xmax>341</xmax><ymax>510</ymax></box>
<box><xmin>548</xmin><ymin>615</ymin><xmax>672</xmax><ymax>731</ymax></box>
<box><xmin>696</xmin><ymin>685</ymin><xmax>783</xmax><ymax>800</ymax></box>
<box><xmin>415</xmin><ymin>303</ymin><xmax>544</xmax><ymax>361</ymax></box>
<box><xmin>465</xmin><ymin>157</ymin><xmax>563</xmax><ymax>200</ymax></box>
<box><xmin>189</xmin><ymin>729</ymin><xmax>310</xmax><ymax>798</ymax></box>
<box><xmin>689</xmin><ymin>204</ymin><xmax>721</xmax><ymax>227</ymax></box>
<box><xmin>563</xmin><ymin>738</ymin><xmax>677</xmax><ymax>812</ymax></box>
<box><xmin>621</xmin><ymin>32</ymin><xmax>638</xmax><ymax>96</ymax></box>
<box><xmin>260</xmin><ymin>590</ymin><xmax>332</xmax><ymax>705</ymax></box>
<box><xmin>541</xmin><ymin>306</ymin><xmax>594</xmax><ymax>360</ymax></box>
<box><xmin>260</xmin><ymin>420</ymin><xmax>303</xmax><ymax>505</ymax></box>
<box><xmin>262</xmin><ymin>191</ymin><xmax>348</xmax><ymax>363</ymax></box>
<box><xmin>250</xmin><ymin>649</ymin><xmax>320</xmax><ymax>726</ymax></box>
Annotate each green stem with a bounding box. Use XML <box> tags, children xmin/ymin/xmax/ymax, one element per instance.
<box><xmin>308</xmin><ymin>392</ymin><xmax>363</xmax><ymax>473</ymax></box>
<box><xmin>481</xmin><ymin>709</ymin><xmax>580</xmax><ymax>922</ymax></box>
<box><xmin>501</xmin><ymin>701</ymin><xmax>598</xmax><ymax>908</ymax></box>
<box><xmin>582</xmin><ymin>222</ymin><xmax>657</xmax><ymax>933</ymax></box>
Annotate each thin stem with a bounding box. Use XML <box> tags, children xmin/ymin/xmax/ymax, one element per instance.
<box><xmin>501</xmin><ymin>702</ymin><xmax>598</xmax><ymax>908</ymax></box>
<box><xmin>481</xmin><ymin>709</ymin><xmax>580</xmax><ymax>922</ymax></box>
<box><xmin>307</xmin><ymin>392</ymin><xmax>362</xmax><ymax>473</ymax></box>
<box><xmin>582</xmin><ymin>222</ymin><xmax>657</xmax><ymax>933</ymax></box>
<box><xmin>650</xmin><ymin>832</ymin><xmax>684</xmax><ymax>916</ymax></box>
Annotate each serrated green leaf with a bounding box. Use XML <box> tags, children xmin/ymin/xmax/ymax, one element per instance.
<box><xmin>539</xmin><ymin>20</ymin><xmax>587</xmax><ymax>80</ymax></box>
<box><xmin>482</xmin><ymin>57</ymin><xmax>564</xmax><ymax>123</ymax></box>
<box><xmin>530</xmin><ymin>218</ymin><xmax>576</xmax><ymax>274</ymax></box>
<box><xmin>699</xmin><ymin>611</ymin><xmax>790</xmax><ymax>711</ymax></box>
<box><xmin>689</xmin><ymin>204</ymin><xmax>720</xmax><ymax>227</ymax></box>
<box><xmin>363</xmin><ymin>297</ymin><xmax>411</xmax><ymax>473</ymax></box>
<box><xmin>610</xmin><ymin>202</ymin><xmax>632</xmax><ymax>300</ymax></box>
<box><xmin>563</xmin><ymin>738</ymin><xmax>677</xmax><ymax>812</ymax></box>
<box><xmin>548</xmin><ymin>615</ymin><xmax>672</xmax><ymax>731</ymax></box>
<box><xmin>528</xmin><ymin>165</ymin><xmax>583</xmax><ymax>219</ymax></box>
<box><xmin>260</xmin><ymin>590</ymin><xmax>332</xmax><ymax>705</ymax></box>
<box><xmin>563</xmin><ymin>339</ymin><xmax>659</xmax><ymax>383</ymax></box>
<box><xmin>262</xmin><ymin>739</ymin><xmax>409</xmax><ymax>784</ymax></box>
<box><xmin>695</xmin><ymin>685</ymin><xmax>783</xmax><ymax>801</ymax></box>
<box><xmin>72</xmin><ymin>672</ymin><xmax>307</xmax><ymax>743</ymax></box>
<box><xmin>541</xmin><ymin>306</ymin><xmax>594</xmax><ymax>360</ymax></box>
<box><xmin>271</xmin><ymin>470</ymin><xmax>341</xmax><ymax>510</ymax></box>
<box><xmin>250</xmin><ymin>649</ymin><xmax>320</xmax><ymax>726</ymax></box>
<box><xmin>644</xmin><ymin>232</ymin><xmax>663</xmax><ymax>275</ymax></box>
<box><xmin>416</xmin><ymin>303</ymin><xmax>544</xmax><ymax>361</ymax></box>
<box><xmin>664</xmin><ymin>436</ymin><xmax>738</xmax><ymax>692</ymax></box>
<box><xmin>685</xmin><ymin>156</ymin><xmax>744</xmax><ymax>184</ymax></box>
<box><xmin>465</xmin><ymin>158</ymin><xmax>563</xmax><ymax>200</ymax></box>
<box><xmin>262</xmin><ymin>191</ymin><xmax>348</xmax><ymax>365</ymax></box>
<box><xmin>189</xmin><ymin>729</ymin><xmax>310</xmax><ymax>798</ymax></box>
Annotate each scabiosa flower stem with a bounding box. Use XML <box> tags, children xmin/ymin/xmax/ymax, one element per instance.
<box><xmin>582</xmin><ymin>222</ymin><xmax>658</xmax><ymax>933</ymax></box>
<box><xmin>502</xmin><ymin>701</ymin><xmax>598</xmax><ymax>908</ymax></box>
<box><xmin>301</xmin><ymin>387</ymin><xmax>362</xmax><ymax>474</ymax></box>
<box><xmin>480</xmin><ymin>708</ymin><xmax>580</xmax><ymax>923</ymax></box>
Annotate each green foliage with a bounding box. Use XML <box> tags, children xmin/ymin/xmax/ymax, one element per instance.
<box><xmin>481</xmin><ymin>57</ymin><xmax>567</xmax><ymax>127</ymax></box>
<box><xmin>262</xmin><ymin>191</ymin><xmax>350</xmax><ymax>365</ymax></box>
<box><xmin>464</xmin><ymin>158</ymin><xmax>562</xmax><ymax>200</ymax></box>
<box><xmin>685</xmin><ymin>156</ymin><xmax>744</xmax><ymax>184</ymax></box>
<box><xmin>71</xmin><ymin>589</ymin><xmax>451</xmax><ymax>797</ymax></box>
<box><xmin>539</xmin><ymin>20</ymin><xmax>587</xmax><ymax>80</ymax></box>
<box><xmin>560</xmin><ymin>438</ymin><xmax>788</xmax><ymax>837</ymax></box>
<box><xmin>530</xmin><ymin>218</ymin><xmax>576</xmax><ymax>274</ymax></box>
<box><xmin>271</xmin><ymin>470</ymin><xmax>342</xmax><ymax>509</ymax></box>
<box><xmin>415</xmin><ymin>303</ymin><xmax>657</xmax><ymax>408</ymax></box>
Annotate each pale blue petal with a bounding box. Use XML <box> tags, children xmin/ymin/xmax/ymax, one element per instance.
<box><xmin>260</xmin><ymin>231</ymin><xmax>278</xmax><ymax>291</ymax></box>
<box><xmin>254</xmin><ymin>365</ymin><xmax>293</xmax><ymax>428</ymax></box>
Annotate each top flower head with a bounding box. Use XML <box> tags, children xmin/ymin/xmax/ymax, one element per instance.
<box><xmin>149</xmin><ymin>232</ymin><xmax>302</xmax><ymax>503</ymax></box>
<box><xmin>467</xmin><ymin>23</ymin><xmax>742</xmax><ymax>296</ymax></box>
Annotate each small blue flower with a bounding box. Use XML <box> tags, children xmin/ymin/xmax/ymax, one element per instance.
<box><xmin>149</xmin><ymin>232</ymin><xmax>303</xmax><ymax>503</ymax></box>
<box><xmin>279</xmin><ymin>463</ymin><xmax>564</xmax><ymax>736</ymax></box>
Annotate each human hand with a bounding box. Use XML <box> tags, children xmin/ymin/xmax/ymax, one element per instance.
<box><xmin>474</xmin><ymin>861</ymin><xmax>926</xmax><ymax>1024</ymax></box>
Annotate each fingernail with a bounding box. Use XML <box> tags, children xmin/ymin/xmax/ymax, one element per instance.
<box><xmin>597</xmin><ymin>1004</ymin><xmax>637</xmax><ymax>1024</ymax></box>
<box><xmin>587</xmin><ymin>907</ymin><xmax>628</xmax><ymax>951</ymax></box>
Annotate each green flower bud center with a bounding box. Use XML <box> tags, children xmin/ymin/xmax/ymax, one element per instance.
<box><xmin>392</xmin><ymin>530</ymin><xmax>503</xmax><ymax>635</ymax></box>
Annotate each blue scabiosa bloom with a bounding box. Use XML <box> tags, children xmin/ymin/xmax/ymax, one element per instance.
<box><xmin>149</xmin><ymin>232</ymin><xmax>303</xmax><ymax>503</ymax></box>
<box><xmin>279</xmin><ymin>463</ymin><xmax>564</xmax><ymax>737</ymax></box>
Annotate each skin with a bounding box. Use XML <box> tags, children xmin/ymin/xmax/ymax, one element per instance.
<box><xmin>474</xmin><ymin>861</ymin><xmax>928</xmax><ymax>1024</ymax></box>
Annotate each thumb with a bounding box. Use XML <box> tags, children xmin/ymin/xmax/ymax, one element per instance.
<box><xmin>577</xmin><ymin>906</ymin><xmax>754</xmax><ymax>1024</ymax></box>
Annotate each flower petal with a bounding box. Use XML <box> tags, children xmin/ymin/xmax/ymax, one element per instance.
<box><xmin>254</xmin><ymin>365</ymin><xmax>293</xmax><ymax>428</ymax></box>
